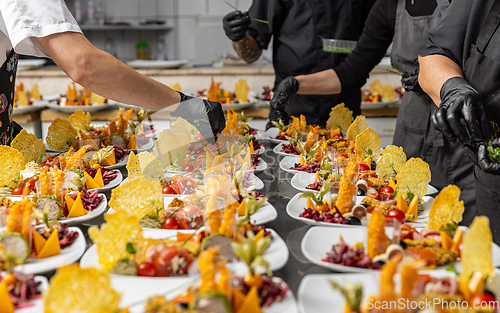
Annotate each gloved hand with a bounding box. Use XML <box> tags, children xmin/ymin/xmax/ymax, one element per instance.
<box><xmin>270</xmin><ymin>76</ymin><xmax>299</xmax><ymax>110</ymax></box>
<box><xmin>223</xmin><ymin>11</ymin><xmax>251</xmax><ymax>42</ymax></box>
<box><xmin>431</xmin><ymin>77</ymin><xmax>489</xmax><ymax>144</ymax></box>
<box><xmin>172</xmin><ymin>93</ymin><xmax>225</xmax><ymax>144</ymax></box>
<box><xmin>463</xmin><ymin>139</ymin><xmax>500</xmax><ymax>174</ymax></box>
<box><xmin>266</xmin><ymin>107</ymin><xmax>291</xmax><ymax>130</ymax></box>
<box><xmin>401</xmin><ymin>68</ymin><xmax>422</xmax><ymax>92</ymax></box>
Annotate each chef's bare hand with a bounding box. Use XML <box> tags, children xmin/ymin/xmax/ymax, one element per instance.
<box><xmin>270</xmin><ymin>76</ymin><xmax>300</xmax><ymax>110</ymax></box>
<box><xmin>223</xmin><ymin>11</ymin><xmax>251</xmax><ymax>42</ymax></box>
<box><xmin>172</xmin><ymin>93</ymin><xmax>225</xmax><ymax>144</ymax></box>
<box><xmin>431</xmin><ymin>77</ymin><xmax>489</xmax><ymax>144</ymax></box>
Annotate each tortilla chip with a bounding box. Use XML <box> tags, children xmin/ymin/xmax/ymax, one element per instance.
<box><xmin>11</xmin><ymin>129</ymin><xmax>46</xmax><ymax>163</ymax></box>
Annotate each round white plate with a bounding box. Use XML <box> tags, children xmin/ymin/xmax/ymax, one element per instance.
<box><xmin>88</xmin><ymin>170</ymin><xmax>123</xmax><ymax>192</ymax></box>
<box><xmin>291</xmin><ymin>172</ymin><xmax>439</xmax><ymax>196</ymax></box>
<box><xmin>126</xmin><ymin>59</ymin><xmax>189</xmax><ymax>69</ymax></box>
<box><xmin>263</xmin><ymin>128</ymin><xmax>289</xmax><ymax>144</ymax></box>
<box><xmin>286</xmin><ymin>193</ymin><xmax>364</xmax><ymax>228</ymax></box>
<box><xmin>103</xmin><ymin>153</ymin><xmax>129</xmax><ymax>170</ymax></box>
<box><xmin>254</xmin><ymin>157</ymin><xmax>268</xmax><ymax>172</ymax></box>
<box><xmin>16</xmin><ymin>276</ymin><xmax>49</xmax><ymax>313</ymax></box>
<box><xmin>221</xmin><ymin>101</ymin><xmax>256</xmax><ymax>111</ymax></box>
<box><xmin>279</xmin><ymin>155</ymin><xmax>305</xmax><ymax>174</ymax></box>
<box><xmin>12</xmin><ymin>105</ymin><xmax>46</xmax><ymax>115</ymax></box>
<box><xmin>17</xmin><ymin>59</ymin><xmax>46</xmax><ymax>70</ymax></box>
<box><xmin>46</xmin><ymin>102</ymin><xmax>115</xmax><ymax>113</ymax></box>
<box><xmin>273</xmin><ymin>142</ymin><xmax>299</xmax><ymax>157</ymax></box>
<box><xmin>13</xmin><ymin>227</ymin><xmax>86</xmax><ymax>275</ymax></box>
<box><xmin>301</xmin><ymin>226</ymin><xmax>500</xmax><ymax>273</ymax></box>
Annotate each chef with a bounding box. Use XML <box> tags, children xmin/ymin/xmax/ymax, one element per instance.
<box><xmin>0</xmin><ymin>0</ymin><xmax>224</xmax><ymax>145</ymax></box>
<box><xmin>268</xmin><ymin>0</ymin><xmax>477</xmax><ymax>224</ymax></box>
<box><xmin>418</xmin><ymin>0</ymin><xmax>500</xmax><ymax>240</ymax></box>
<box><xmin>223</xmin><ymin>0</ymin><xmax>376</xmax><ymax>128</ymax></box>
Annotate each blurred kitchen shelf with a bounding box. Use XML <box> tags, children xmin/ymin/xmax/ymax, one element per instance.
<box><xmin>80</xmin><ymin>25</ymin><xmax>173</xmax><ymax>31</ymax></box>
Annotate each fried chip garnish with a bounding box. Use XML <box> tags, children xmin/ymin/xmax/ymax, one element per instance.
<box><xmin>46</xmin><ymin>117</ymin><xmax>77</xmax><ymax>151</ymax></box>
<box><xmin>427</xmin><ymin>185</ymin><xmax>464</xmax><ymax>231</ymax></box>
<box><xmin>337</xmin><ymin>159</ymin><xmax>358</xmax><ymax>214</ymax></box>
<box><xmin>355</xmin><ymin>128</ymin><xmax>381</xmax><ymax>162</ymax></box>
<box><xmin>10</xmin><ymin>129</ymin><xmax>46</xmax><ymax>163</ymax></box>
<box><xmin>346</xmin><ymin>115</ymin><xmax>369</xmax><ymax>143</ymax></box>
<box><xmin>137</xmin><ymin>151</ymin><xmax>163</xmax><ymax>181</ymax></box>
<box><xmin>69</xmin><ymin>109</ymin><xmax>91</xmax><ymax>132</ymax></box>
<box><xmin>89</xmin><ymin>211</ymin><xmax>144</xmax><ymax>271</ymax></box>
<box><xmin>44</xmin><ymin>264</ymin><xmax>121</xmax><ymax>313</ymax></box>
<box><xmin>108</xmin><ymin>176</ymin><xmax>163</xmax><ymax>219</ymax></box>
<box><xmin>367</xmin><ymin>206</ymin><xmax>390</xmax><ymax>259</ymax></box>
<box><xmin>154</xmin><ymin>126</ymin><xmax>190</xmax><ymax>167</ymax></box>
<box><xmin>235</xmin><ymin>79</ymin><xmax>250</xmax><ymax>103</ymax></box>
<box><xmin>460</xmin><ymin>216</ymin><xmax>493</xmax><ymax>299</ymax></box>
<box><xmin>0</xmin><ymin>146</ymin><xmax>26</xmax><ymax>188</ymax></box>
<box><xmin>396</xmin><ymin>157</ymin><xmax>431</xmax><ymax>202</ymax></box>
<box><xmin>376</xmin><ymin>145</ymin><xmax>407</xmax><ymax>178</ymax></box>
<box><xmin>126</xmin><ymin>151</ymin><xmax>141</xmax><ymax>180</ymax></box>
<box><xmin>326</xmin><ymin>103</ymin><xmax>353</xmax><ymax>135</ymax></box>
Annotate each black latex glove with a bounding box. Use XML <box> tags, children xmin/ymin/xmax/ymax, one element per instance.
<box><xmin>266</xmin><ymin>107</ymin><xmax>291</xmax><ymax>130</ymax></box>
<box><xmin>270</xmin><ymin>76</ymin><xmax>299</xmax><ymax>110</ymax></box>
<box><xmin>401</xmin><ymin>68</ymin><xmax>422</xmax><ymax>92</ymax></box>
<box><xmin>172</xmin><ymin>92</ymin><xmax>225</xmax><ymax>144</ymax></box>
<box><xmin>463</xmin><ymin>139</ymin><xmax>500</xmax><ymax>174</ymax></box>
<box><xmin>223</xmin><ymin>11</ymin><xmax>251</xmax><ymax>42</ymax></box>
<box><xmin>431</xmin><ymin>77</ymin><xmax>489</xmax><ymax>144</ymax></box>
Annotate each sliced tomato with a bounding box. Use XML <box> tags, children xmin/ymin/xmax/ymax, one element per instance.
<box><xmin>153</xmin><ymin>246</ymin><xmax>193</xmax><ymax>277</ymax></box>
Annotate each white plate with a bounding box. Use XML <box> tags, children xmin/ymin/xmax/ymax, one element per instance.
<box><xmin>130</xmin><ymin>137</ymin><xmax>155</xmax><ymax>153</ymax></box>
<box><xmin>291</xmin><ymin>172</ymin><xmax>439</xmax><ymax>196</ymax></box>
<box><xmin>286</xmin><ymin>193</ymin><xmax>364</xmax><ymax>228</ymax></box>
<box><xmin>246</xmin><ymin>174</ymin><xmax>264</xmax><ymax>191</ymax></box>
<box><xmin>254</xmin><ymin>157</ymin><xmax>268</xmax><ymax>172</ymax></box>
<box><xmin>17</xmin><ymin>59</ymin><xmax>46</xmax><ymax>70</ymax></box>
<box><xmin>361</xmin><ymin>99</ymin><xmax>401</xmax><ymax>110</ymax></box>
<box><xmin>126</xmin><ymin>59</ymin><xmax>189</xmax><ymax>69</ymax></box>
<box><xmin>103</xmin><ymin>153</ymin><xmax>129</xmax><ymax>170</ymax></box>
<box><xmin>88</xmin><ymin>170</ymin><xmax>123</xmax><ymax>192</ymax></box>
<box><xmin>46</xmin><ymin>102</ymin><xmax>114</xmax><ymax>113</ymax></box>
<box><xmin>13</xmin><ymin>227</ymin><xmax>86</xmax><ymax>275</ymax></box>
<box><xmin>12</xmin><ymin>105</ymin><xmax>46</xmax><ymax>115</ymax></box>
<box><xmin>15</xmin><ymin>276</ymin><xmax>49</xmax><ymax>313</ymax></box>
<box><xmin>221</xmin><ymin>101</ymin><xmax>256</xmax><ymax>111</ymax></box>
<box><xmin>7</xmin><ymin>194</ymin><xmax>107</xmax><ymax>226</ymax></box>
<box><xmin>279</xmin><ymin>155</ymin><xmax>306</xmax><ymax>174</ymax></box>
<box><xmin>273</xmin><ymin>142</ymin><xmax>299</xmax><ymax>156</ymax></box>
<box><xmin>301</xmin><ymin>226</ymin><xmax>500</xmax><ymax>273</ymax></box>
<box><xmin>263</xmin><ymin>128</ymin><xmax>289</xmax><ymax>144</ymax></box>
<box><xmin>253</xmin><ymin>145</ymin><xmax>265</xmax><ymax>155</ymax></box>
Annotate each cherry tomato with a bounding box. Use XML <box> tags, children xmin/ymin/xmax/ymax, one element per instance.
<box><xmin>162</xmin><ymin>217</ymin><xmax>179</xmax><ymax>229</ymax></box>
<box><xmin>359</xmin><ymin>164</ymin><xmax>370</xmax><ymax>172</ymax></box>
<box><xmin>41</xmin><ymin>164</ymin><xmax>50</xmax><ymax>170</ymax></box>
<box><xmin>12</xmin><ymin>187</ymin><xmax>24</xmax><ymax>195</ymax></box>
<box><xmin>162</xmin><ymin>186</ymin><xmax>175</xmax><ymax>195</ymax></box>
<box><xmin>137</xmin><ymin>262</ymin><xmax>156</xmax><ymax>277</ymax></box>
<box><xmin>183</xmin><ymin>164</ymin><xmax>194</xmax><ymax>172</ymax></box>
<box><xmin>385</xmin><ymin>209</ymin><xmax>406</xmax><ymax>225</ymax></box>
<box><xmin>471</xmin><ymin>294</ymin><xmax>497</xmax><ymax>310</ymax></box>
<box><xmin>380</xmin><ymin>186</ymin><xmax>395</xmax><ymax>195</ymax></box>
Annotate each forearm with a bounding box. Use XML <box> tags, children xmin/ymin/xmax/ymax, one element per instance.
<box><xmin>418</xmin><ymin>55</ymin><xmax>464</xmax><ymax>106</ymax></box>
<box><xmin>232</xmin><ymin>33</ymin><xmax>262</xmax><ymax>64</ymax></box>
<box><xmin>296</xmin><ymin>70</ymin><xmax>342</xmax><ymax>95</ymax></box>
<box><xmin>36</xmin><ymin>32</ymin><xmax>180</xmax><ymax>110</ymax></box>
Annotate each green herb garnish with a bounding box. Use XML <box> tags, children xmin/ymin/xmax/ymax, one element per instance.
<box><xmin>126</xmin><ymin>242</ymin><xmax>137</xmax><ymax>254</ymax></box>
<box><xmin>487</xmin><ymin>139</ymin><xmax>500</xmax><ymax>162</ymax></box>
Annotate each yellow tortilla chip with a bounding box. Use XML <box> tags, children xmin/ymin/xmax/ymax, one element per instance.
<box><xmin>137</xmin><ymin>151</ymin><xmax>163</xmax><ymax>181</ymax></box>
<box><xmin>153</xmin><ymin>126</ymin><xmax>191</xmax><ymax>167</ymax></box>
<box><xmin>355</xmin><ymin>128</ymin><xmax>381</xmax><ymax>162</ymax></box>
<box><xmin>108</xmin><ymin>176</ymin><xmax>163</xmax><ymax>219</ymax></box>
<box><xmin>376</xmin><ymin>145</ymin><xmax>407</xmax><ymax>178</ymax></box>
<box><xmin>0</xmin><ymin>146</ymin><xmax>26</xmax><ymax>187</ymax></box>
<box><xmin>235</xmin><ymin>79</ymin><xmax>250</xmax><ymax>103</ymax></box>
<box><xmin>46</xmin><ymin>118</ymin><xmax>77</xmax><ymax>151</ymax></box>
<box><xmin>126</xmin><ymin>151</ymin><xmax>141</xmax><ymax>179</ymax></box>
<box><xmin>326</xmin><ymin>103</ymin><xmax>353</xmax><ymax>135</ymax></box>
<box><xmin>427</xmin><ymin>184</ymin><xmax>464</xmax><ymax>230</ymax></box>
<box><xmin>69</xmin><ymin>109</ymin><xmax>91</xmax><ymax>133</ymax></box>
<box><xmin>11</xmin><ymin>129</ymin><xmax>46</xmax><ymax>163</ymax></box>
<box><xmin>396</xmin><ymin>157</ymin><xmax>431</xmax><ymax>201</ymax></box>
<box><xmin>346</xmin><ymin>115</ymin><xmax>369</xmax><ymax>143</ymax></box>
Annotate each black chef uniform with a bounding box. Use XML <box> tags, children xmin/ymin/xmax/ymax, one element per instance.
<box><xmin>0</xmin><ymin>49</ymin><xmax>21</xmax><ymax>145</ymax></box>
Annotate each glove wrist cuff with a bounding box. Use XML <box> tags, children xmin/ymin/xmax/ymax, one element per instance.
<box><xmin>440</xmin><ymin>77</ymin><xmax>473</xmax><ymax>102</ymax></box>
<box><xmin>178</xmin><ymin>92</ymin><xmax>192</xmax><ymax>102</ymax></box>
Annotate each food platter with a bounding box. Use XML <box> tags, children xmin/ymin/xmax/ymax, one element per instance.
<box><xmin>273</xmin><ymin>142</ymin><xmax>298</xmax><ymax>156</ymax></box>
<box><xmin>254</xmin><ymin>157</ymin><xmax>268</xmax><ymax>172</ymax></box>
<box><xmin>279</xmin><ymin>155</ymin><xmax>303</xmax><ymax>174</ymax></box>
<box><xmin>126</xmin><ymin>59</ymin><xmax>189</xmax><ymax>69</ymax></box>
<box><xmin>221</xmin><ymin>101</ymin><xmax>256</xmax><ymax>111</ymax></box>
<box><xmin>263</xmin><ymin>127</ymin><xmax>289</xmax><ymax>144</ymax></box>
<box><xmin>46</xmin><ymin>102</ymin><xmax>115</xmax><ymax>113</ymax></box>
<box><xmin>360</xmin><ymin>99</ymin><xmax>401</xmax><ymax>110</ymax></box>
<box><xmin>104</xmin><ymin>154</ymin><xmax>129</xmax><ymax>170</ymax></box>
<box><xmin>88</xmin><ymin>170</ymin><xmax>123</xmax><ymax>192</ymax></box>
<box><xmin>15</xmin><ymin>276</ymin><xmax>49</xmax><ymax>313</ymax></box>
<box><xmin>12</xmin><ymin>104</ymin><xmax>46</xmax><ymax>115</ymax></box>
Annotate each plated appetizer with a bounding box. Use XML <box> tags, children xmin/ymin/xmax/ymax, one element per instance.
<box><xmin>198</xmin><ymin>78</ymin><xmax>252</xmax><ymax>105</ymax></box>
<box><xmin>0</xmin><ymin>271</ymin><xmax>44</xmax><ymax>312</ymax></box>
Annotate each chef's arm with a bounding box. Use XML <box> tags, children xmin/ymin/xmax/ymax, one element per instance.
<box><xmin>232</xmin><ymin>33</ymin><xmax>262</xmax><ymax>64</ymax></box>
<box><xmin>295</xmin><ymin>70</ymin><xmax>342</xmax><ymax>95</ymax></box>
<box><xmin>418</xmin><ymin>54</ymin><xmax>464</xmax><ymax>106</ymax></box>
<box><xmin>36</xmin><ymin>32</ymin><xmax>181</xmax><ymax>110</ymax></box>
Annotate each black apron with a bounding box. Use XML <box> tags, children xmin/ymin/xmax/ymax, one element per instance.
<box><xmin>391</xmin><ymin>0</ymin><xmax>476</xmax><ymax>225</ymax></box>
<box><xmin>463</xmin><ymin>0</ymin><xmax>500</xmax><ymax>243</ymax></box>
<box><xmin>0</xmin><ymin>49</ymin><xmax>20</xmax><ymax>145</ymax></box>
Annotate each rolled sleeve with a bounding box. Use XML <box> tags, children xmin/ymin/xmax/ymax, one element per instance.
<box><xmin>1</xmin><ymin>0</ymin><xmax>81</xmax><ymax>57</ymax></box>
<box><xmin>247</xmin><ymin>0</ymin><xmax>283</xmax><ymax>50</ymax></box>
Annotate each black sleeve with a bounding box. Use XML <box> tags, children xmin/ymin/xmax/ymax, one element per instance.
<box><xmin>246</xmin><ymin>0</ymin><xmax>283</xmax><ymax>50</ymax></box>
<box><xmin>334</xmin><ymin>0</ymin><xmax>397</xmax><ymax>91</ymax></box>
<box><xmin>421</xmin><ymin>0</ymin><xmax>472</xmax><ymax>66</ymax></box>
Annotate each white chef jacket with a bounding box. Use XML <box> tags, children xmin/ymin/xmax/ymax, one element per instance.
<box><xmin>0</xmin><ymin>0</ymin><xmax>81</xmax><ymax>65</ymax></box>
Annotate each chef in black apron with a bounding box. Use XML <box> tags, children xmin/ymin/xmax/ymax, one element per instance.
<box><xmin>223</xmin><ymin>0</ymin><xmax>377</xmax><ymax>127</ymax></box>
<box><xmin>268</xmin><ymin>0</ymin><xmax>477</xmax><ymax>224</ymax></box>
<box><xmin>0</xmin><ymin>49</ymin><xmax>22</xmax><ymax>145</ymax></box>
<box><xmin>419</xmin><ymin>0</ymin><xmax>500</xmax><ymax>241</ymax></box>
